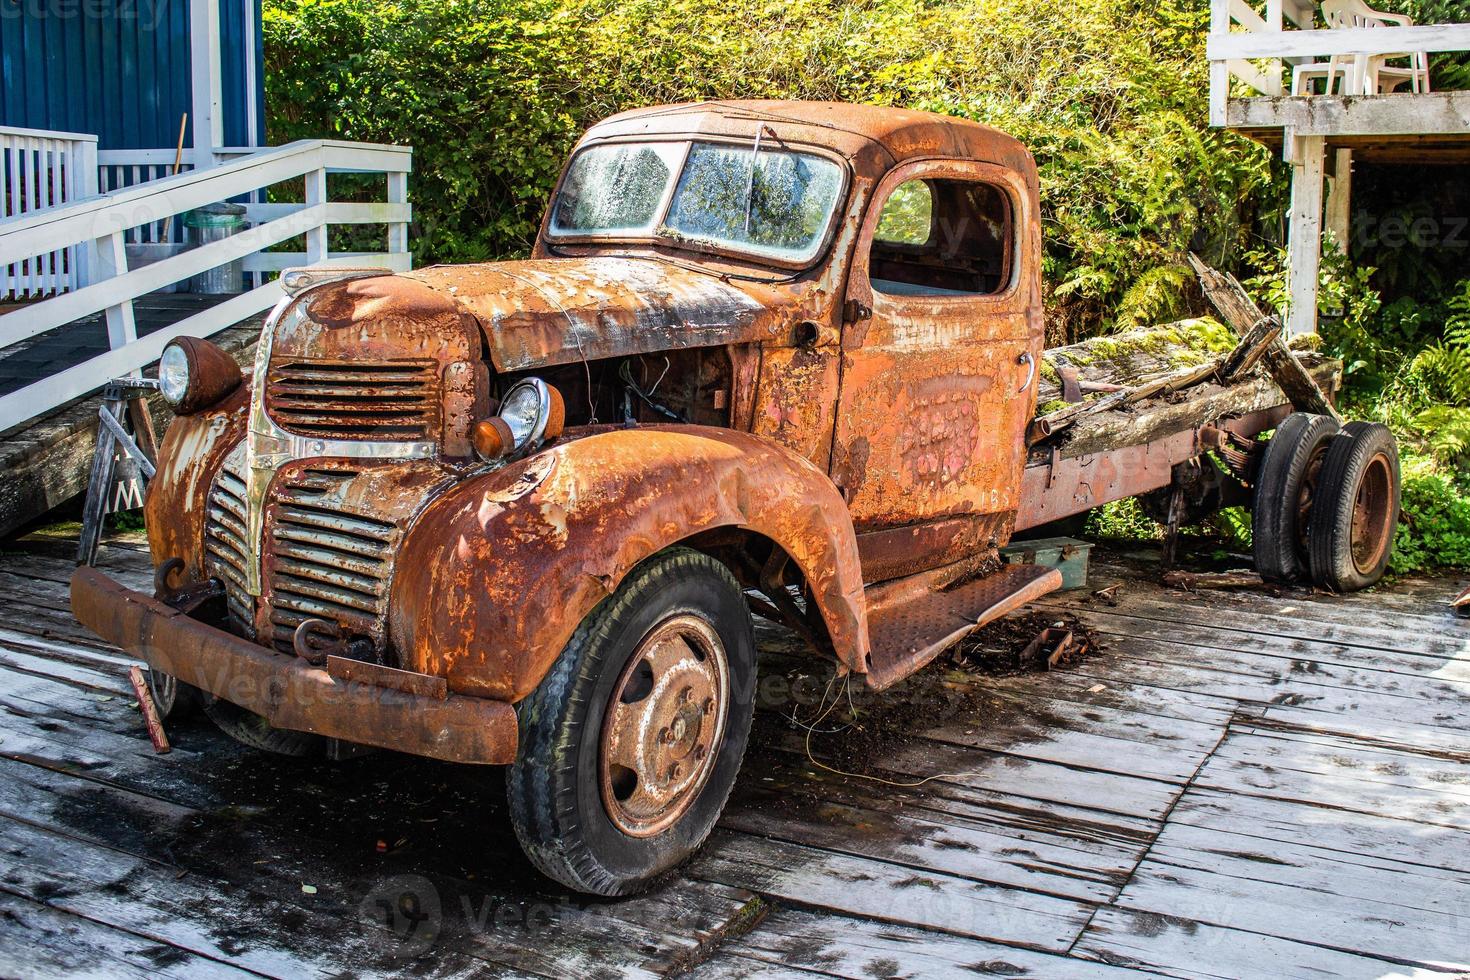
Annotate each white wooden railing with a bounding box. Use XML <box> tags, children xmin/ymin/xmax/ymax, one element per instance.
<box><xmin>1207</xmin><ymin>0</ymin><xmax>1470</xmax><ymax>125</ymax></box>
<box><xmin>2</xmin><ymin>126</ymin><xmax>99</xmax><ymax>298</ymax></box>
<box><xmin>0</xmin><ymin>138</ymin><xmax>412</xmax><ymax>431</ymax></box>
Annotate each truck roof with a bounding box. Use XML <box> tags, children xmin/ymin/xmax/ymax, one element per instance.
<box><xmin>582</xmin><ymin>100</ymin><xmax>1035</xmax><ymax>175</ymax></box>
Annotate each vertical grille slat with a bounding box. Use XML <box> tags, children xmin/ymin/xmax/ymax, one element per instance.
<box><xmin>203</xmin><ymin>446</ymin><xmax>255</xmax><ymax>638</ymax></box>
<box><xmin>266</xmin><ymin>359</ymin><xmax>440</xmax><ymax>441</ymax></box>
<box><xmin>264</xmin><ymin>467</ymin><xmax>394</xmax><ymax>655</ymax></box>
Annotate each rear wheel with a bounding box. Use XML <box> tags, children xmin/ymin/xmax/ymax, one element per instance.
<box><xmin>507</xmin><ymin>548</ymin><xmax>755</xmax><ymax>896</ymax></box>
<box><xmin>1308</xmin><ymin>421</ymin><xmax>1400</xmax><ymax>592</ymax></box>
<box><xmin>1253</xmin><ymin>413</ymin><xmax>1339</xmax><ymax>582</ymax></box>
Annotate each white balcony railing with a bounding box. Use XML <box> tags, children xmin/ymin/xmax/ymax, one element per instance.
<box><xmin>0</xmin><ymin>138</ymin><xmax>412</xmax><ymax>431</ymax></box>
<box><xmin>1207</xmin><ymin>0</ymin><xmax>1470</xmax><ymax>126</ymax></box>
<box><xmin>1</xmin><ymin>126</ymin><xmax>100</xmax><ymax>298</ymax></box>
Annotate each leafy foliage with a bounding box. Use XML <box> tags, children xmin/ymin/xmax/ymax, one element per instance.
<box><xmin>1391</xmin><ymin>470</ymin><xmax>1470</xmax><ymax>574</ymax></box>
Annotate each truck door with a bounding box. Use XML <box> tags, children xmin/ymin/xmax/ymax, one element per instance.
<box><xmin>831</xmin><ymin>159</ymin><xmax>1043</xmax><ymax>560</ymax></box>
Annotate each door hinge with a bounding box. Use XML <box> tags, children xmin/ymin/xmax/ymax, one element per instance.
<box><xmin>842</xmin><ymin>299</ymin><xmax>872</xmax><ymax>324</ymax></box>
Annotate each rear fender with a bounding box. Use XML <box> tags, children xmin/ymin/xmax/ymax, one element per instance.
<box><xmin>388</xmin><ymin>426</ymin><xmax>868</xmax><ymax>701</ymax></box>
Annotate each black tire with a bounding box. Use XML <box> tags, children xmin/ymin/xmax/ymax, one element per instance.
<box><xmin>1253</xmin><ymin>413</ymin><xmax>1340</xmax><ymax>581</ymax></box>
<box><xmin>201</xmin><ymin>696</ymin><xmax>326</xmax><ymax>758</ymax></box>
<box><xmin>507</xmin><ymin>547</ymin><xmax>756</xmax><ymax>897</ymax></box>
<box><xmin>146</xmin><ymin>670</ymin><xmax>201</xmax><ymax>720</ymax></box>
<box><xmin>1308</xmin><ymin>421</ymin><xmax>1400</xmax><ymax>592</ymax></box>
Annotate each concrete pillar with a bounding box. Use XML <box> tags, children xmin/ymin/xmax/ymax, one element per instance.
<box><xmin>1286</xmin><ymin>133</ymin><xmax>1326</xmax><ymax>336</ymax></box>
<box><xmin>1325</xmin><ymin>148</ymin><xmax>1353</xmax><ymax>255</ymax></box>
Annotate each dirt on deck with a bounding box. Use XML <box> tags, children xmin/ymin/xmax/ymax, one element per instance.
<box><xmin>749</xmin><ymin>611</ymin><xmax>1106</xmax><ymax>783</ymax></box>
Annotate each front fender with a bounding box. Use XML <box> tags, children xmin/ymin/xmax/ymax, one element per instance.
<box><xmin>388</xmin><ymin>426</ymin><xmax>868</xmax><ymax>702</ymax></box>
<box><xmin>144</xmin><ymin>382</ymin><xmax>251</xmax><ymax>579</ymax></box>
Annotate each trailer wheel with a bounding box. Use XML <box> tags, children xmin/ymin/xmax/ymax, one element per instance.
<box><xmin>1253</xmin><ymin>413</ymin><xmax>1339</xmax><ymax>581</ymax></box>
<box><xmin>1308</xmin><ymin>422</ymin><xmax>1400</xmax><ymax>592</ymax></box>
<box><xmin>507</xmin><ymin>548</ymin><xmax>755</xmax><ymax>896</ymax></box>
<box><xmin>202</xmin><ymin>696</ymin><xmax>325</xmax><ymax>758</ymax></box>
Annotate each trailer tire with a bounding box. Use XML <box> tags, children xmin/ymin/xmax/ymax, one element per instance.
<box><xmin>1308</xmin><ymin>422</ymin><xmax>1400</xmax><ymax>592</ymax></box>
<box><xmin>1253</xmin><ymin>413</ymin><xmax>1339</xmax><ymax>582</ymax></box>
<box><xmin>507</xmin><ymin>547</ymin><xmax>755</xmax><ymax>896</ymax></box>
<box><xmin>202</xmin><ymin>696</ymin><xmax>326</xmax><ymax>758</ymax></box>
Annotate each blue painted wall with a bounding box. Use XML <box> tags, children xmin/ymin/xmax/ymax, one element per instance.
<box><xmin>0</xmin><ymin>0</ymin><xmax>265</xmax><ymax>150</ymax></box>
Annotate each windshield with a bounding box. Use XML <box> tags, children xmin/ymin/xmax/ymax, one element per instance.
<box><xmin>549</xmin><ymin>139</ymin><xmax>845</xmax><ymax>264</ymax></box>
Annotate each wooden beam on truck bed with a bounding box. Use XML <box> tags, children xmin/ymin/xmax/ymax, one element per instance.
<box><xmin>1187</xmin><ymin>253</ymin><xmax>1341</xmax><ymax>421</ymax></box>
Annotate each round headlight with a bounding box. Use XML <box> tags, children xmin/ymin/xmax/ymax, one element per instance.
<box><xmin>156</xmin><ymin>337</ymin><xmax>244</xmax><ymax>414</ymax></box>
<box><xmin>158</xmin><ymin>343</ymin><xmax>191</xmax><ymax>407</ymax></box>
<box><xmin>472</xmin><ymin>378</ymin><xmax>565</xmax><ymax>461</ymax></box>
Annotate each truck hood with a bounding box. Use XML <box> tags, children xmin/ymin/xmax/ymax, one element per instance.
<box><xmin>407</xmin><ymin>257</ymin><xmax>786</xmax><ymax>371</ymax></box>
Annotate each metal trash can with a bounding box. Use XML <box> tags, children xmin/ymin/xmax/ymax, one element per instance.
<box><xmin>184</xmin><ymin>202</ymin><xmax>248</xmax><ymax>294</ymax></box>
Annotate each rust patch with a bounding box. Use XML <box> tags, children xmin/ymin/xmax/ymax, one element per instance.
<box><xmin>388</xmin><ymin>426</ymin><xmax>868</xmax><ymax>702</ymax></box>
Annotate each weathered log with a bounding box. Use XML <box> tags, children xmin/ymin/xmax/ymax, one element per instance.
<box><xmin>1218</xmin><ymin>316</ymin><xmax>1282</xmax><ymax>384</ymax></box>
<box><xmin>1037</xmin><ymin>318</ymin><xmax>1233</xmax><ymax>407</ymax></box>
<box><xmin>1187</xmin><ymin>253</ymin><xmax>1340</xmax><ymax>420</ymax></box>
<box><xmin>1030</xmin><ymin>359</ymin><xmax>1224</xmax><ymax>442</ymax></box>
<box><xmin>1162</xmin><ymin>570</ymin><xmax>1265</xmax><ymax>590</ymax></box>
<box><xmin>1053</xmin><ymin>358</ymin><xmax>1340</xmax><ymax>460</ymax></box>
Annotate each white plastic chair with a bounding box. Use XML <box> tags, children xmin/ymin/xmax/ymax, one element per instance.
<box><xmin>1294</xmin><ymin>0</ymin><xmax>1431</xmax><ymax>95</ymax></box>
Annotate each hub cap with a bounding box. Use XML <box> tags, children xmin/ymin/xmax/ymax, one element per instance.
<box><xmin>599</xmin><ymin>614</ymin><xmax>729</xmax><ymax>838</ymax></box>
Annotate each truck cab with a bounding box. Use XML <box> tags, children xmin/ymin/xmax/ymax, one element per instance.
<box><xmin>75</xmin><ymin>101</ymin><xmax>1381</xmax><ymax>897</ymax></box>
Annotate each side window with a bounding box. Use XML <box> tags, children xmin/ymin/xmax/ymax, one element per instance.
<box><xmin>869</xmin><ymin>177</ymin><xmax>1012</xmax><ymax>296</ymax></box>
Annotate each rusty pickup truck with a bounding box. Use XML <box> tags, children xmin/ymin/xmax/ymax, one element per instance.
<box><xmin>71</xmin><ymin>100</ymin><xmax>1399</xmax><ymax>896</ymax></box>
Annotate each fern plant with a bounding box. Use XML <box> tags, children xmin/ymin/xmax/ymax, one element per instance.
<box><xmin>1413</xmin><ymin>406</ymin><xmax>1470</xmax><ymax>465</ymax></box>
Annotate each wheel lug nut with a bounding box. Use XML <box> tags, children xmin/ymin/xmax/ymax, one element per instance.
<box><xmin>669</xmin><ymin>763</ymin><xmax>682</xmax><ymax>780</ymax></box>
<box><xmin>658</xmin><ymin>726</ymin><xmax>673</xmax><ymax>744</ymax></box>
<box><xmin>702</xmin><ymin>697</ymin><xmax>715</xmax><ymax>714</ymax></box>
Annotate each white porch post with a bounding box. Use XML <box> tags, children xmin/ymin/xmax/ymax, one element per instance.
<box><xmin>1325</xmin><ymin>148</ymin><xmax>1353</xmax><ymax>254</ymax></box>
<box><xmin>1286</xmin><ymin>133</ymin><xmax>1326</xmax><ymax>336</ymax></box>
<box><xmin>190</xmin><ymin>0</ymin><xmax>224</xmax><ymax>168</ymax></box>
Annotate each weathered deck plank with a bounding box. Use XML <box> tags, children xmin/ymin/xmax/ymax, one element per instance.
<box><xmin>0</xmin><ymin>530</ymin><xmax>1467</xmax><ymax>976</ymax></box>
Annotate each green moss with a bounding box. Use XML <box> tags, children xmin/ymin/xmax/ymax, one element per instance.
<box><xmin>1052</xmin><ymin>319</ymin><xmax>1232</xmax><ymax>378</ymax></box>
<box><xmin>1037</xmin><ymin>399</ymin><xmax>1070</xmax><ymax>415</ymax></box>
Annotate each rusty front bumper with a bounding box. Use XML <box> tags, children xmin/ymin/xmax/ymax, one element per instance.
<box><xmin>70</xmin><ymin>567</ymin><xmax>517</xmax><ymax>764</ymax></box>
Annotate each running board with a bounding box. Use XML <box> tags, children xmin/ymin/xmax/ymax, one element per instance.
<box><xmin>863</xmin><ymin>563</ymin><xmax>1063</xmax><ymax>690</ymax></box>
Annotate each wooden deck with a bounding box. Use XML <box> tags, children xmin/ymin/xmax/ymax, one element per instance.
<box><xmin>0</xmin><ymin>529</ymin><xmax>1467</xmax><ymax>978</ymax></box>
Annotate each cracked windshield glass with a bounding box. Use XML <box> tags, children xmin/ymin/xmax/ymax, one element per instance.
<box><xmin>551</xmin><ymin>139</ymin><xmax>844</xmax><ymax>263</ymax></box>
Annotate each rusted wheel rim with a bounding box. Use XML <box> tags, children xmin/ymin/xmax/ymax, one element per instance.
<box><xmin>599</xmin><ymin>614</ymin><xmax>729</xmax><ymax>838</ymax></box>
<box><xmin>1294</xmin><ymin>446</ymin><xmax>1329</xmax><ymax>554</ymax></box>
<box><xmin>1350</xmin><ymin>453</ymin><xmax>1394</xmax><ymax>575</ymax></box>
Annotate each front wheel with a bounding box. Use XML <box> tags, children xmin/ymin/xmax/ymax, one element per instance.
<box><xmin>507</xmin><ymin>548</ymin><xmax>756</xmax><ymax>896</ymax></box>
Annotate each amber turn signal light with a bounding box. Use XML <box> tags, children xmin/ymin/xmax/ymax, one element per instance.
<box><xmin>472</xmin><ymin>417</ymin><xmax>515</xmax><ymax>460</ymax></box>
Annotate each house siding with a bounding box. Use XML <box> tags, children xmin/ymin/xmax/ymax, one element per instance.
<box><xmin>0</xmin><ymin>0</ymin><xmax>265</xmax><ymax>150</ymax></box>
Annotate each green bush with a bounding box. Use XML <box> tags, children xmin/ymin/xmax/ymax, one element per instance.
<box><xmin>1392</xmin><ymin>469</ymin><xmax>1470</xmax><ymax>574</ymax></box>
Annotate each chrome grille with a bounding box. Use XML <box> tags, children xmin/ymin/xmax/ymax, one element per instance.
<box><xmin>265</xmin><ymin>360</ymin><xmax>440</xmax><ymax>441</ymax></box>
<box><xmin>266</xmin><ymin>469</ymin><xmax>395</xmax><ymax>654</ymax></box>
<box><xmin>204</xmin><ymin>445</ymin><xmax>255</xmax><ymax>636</ymax></box>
